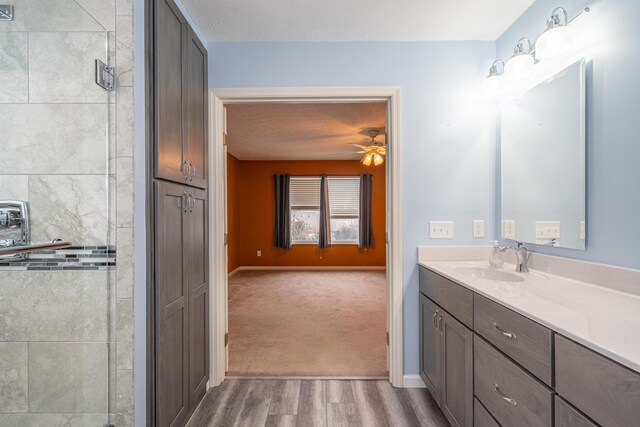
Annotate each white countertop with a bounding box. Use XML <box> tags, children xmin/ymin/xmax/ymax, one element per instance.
<box><xmin>418</xmin><ymin>260</ymin><xmax>640</xmax><ymax>373</ymax></box>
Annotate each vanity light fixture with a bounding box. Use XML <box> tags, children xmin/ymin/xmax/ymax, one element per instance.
<box><xmin>484</xmin><ymin>59</ymin><xmax>505</xmax><ymax>93</ymax></box>
<box><xmin>505</xmin><ymin>37</ymin><xmax>535</xmax><ymax>81</ymax></box>
<box><xmin>536</xmin><ymin>7</ymin><xmax>590</xmax><ymax>60</ymax></box>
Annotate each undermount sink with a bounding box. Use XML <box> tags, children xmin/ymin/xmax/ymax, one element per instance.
<box><xmin>454</xmin><ymin>266</ymin><xmax>525</xmax><ymax>283</ymax></box>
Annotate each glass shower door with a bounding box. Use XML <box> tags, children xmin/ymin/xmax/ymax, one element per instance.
<box><xmin>0</xmin><ymin>2</ymin><xmax>115</xmax><ymax>425</ymax></box>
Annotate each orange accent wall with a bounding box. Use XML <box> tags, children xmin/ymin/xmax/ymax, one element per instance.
<box><xmin>227</xmin><ymin>153</ymin><xmax>240</xmax><ymax>272</ymax></box>
<box><xmin>226</xmin><ymin>158</ymin><xmax>386</xmax><ymax>268</ymax></box>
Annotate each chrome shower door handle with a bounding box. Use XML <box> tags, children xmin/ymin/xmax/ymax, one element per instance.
<box><xmin>0</xmin><ymin>239</ymin><xmax>72</xmax><ymax>256</ymax></box>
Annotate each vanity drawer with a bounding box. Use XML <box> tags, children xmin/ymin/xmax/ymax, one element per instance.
<box><xmin>474</xmin><ymin>398</ymin><xmax>500</xmax><ymax>427</ymax></box>
<box><xmin>555</xmin><ymin>396</ymin><xmax>598</xmax><ymax>427</ymax></box>
<box><xmin>474</xmin><ymin>294</ymin><xmax>553</xmax><ymax>386</ymax></box>
<box><xmin>555</xmin><ymin>335</ymin><xmax>640</xmax><ymax>427</ymax></box>
<box><xmin>419</xmin><ymin>266</ymin><xmax>473</xmax><ymax>328</ymax></box>
<box><xmin>474</xmin><ymin>335</ymin><xmax>553</xmax><ymax>427</ymax></box>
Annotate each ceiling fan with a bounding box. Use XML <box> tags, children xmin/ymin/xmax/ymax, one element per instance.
<box><xmin>351</xmin><ymin>130</ymin><xmax>386</xmax><ymax>166</ymax></box>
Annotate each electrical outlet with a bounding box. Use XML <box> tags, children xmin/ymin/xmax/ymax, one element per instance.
<box><xmin>256</xmin><ymin>250</ymin><xmax>261</xmax><ymax>257</ymax></box>
<box><xmin>430</xmin><ymin>221</ymin><xmax>454</xmax><ymax>239</ymax></box>
<box><xmin>580</xmin><ymin>221</ymin><xmax>586</xmax><ymax>240</ymax></box>
<box><xmin>472</xmin><ymin>220</ymin><xmax>484</xmax><ymax>238</ymax></box>
<box><xmin>502</xmin><ymin>220</ymin><xmax>516</xmax><ymax>240</ymax></box>
<box><xmin>536</xmin><ymin>221</ymin><xmax>561</xmax><ymax>244</ymax></box>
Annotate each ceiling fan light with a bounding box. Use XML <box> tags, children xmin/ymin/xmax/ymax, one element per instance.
<box><xmin>361</xmin><ymin>153</ymin><xmax>373</xmax><ymax>166</ymax></box>
<box><xmin>373</xmin><ymin>153</ymin><xmax>384</xmax><ymax>166</ymax></box>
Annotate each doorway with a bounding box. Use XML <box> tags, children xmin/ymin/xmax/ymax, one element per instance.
<box><xmin>208</xmin><ymin>87</ymin><xmax>404</xmax><ymax>386</ymax></box>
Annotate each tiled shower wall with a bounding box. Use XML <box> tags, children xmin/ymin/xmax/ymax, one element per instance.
<box><xmin>0</xmin><ymin>0</ymin><xmax>135</xmax><ymax>425</ymax></box>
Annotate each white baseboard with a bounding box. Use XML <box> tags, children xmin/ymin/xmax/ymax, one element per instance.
<box><xmin>228</xmin><ymin>267</ymin><xmax>241</xmax><ymax>278</ymax></box>
<box><xmin>402</xmin><ymin>374</ymin><xmax>426</xmax><ymax>388</ymax></box>
<box><xmin>230</xmin><ymin>265</ymin><xmax>386</xmax><ymax>272</ymax></box>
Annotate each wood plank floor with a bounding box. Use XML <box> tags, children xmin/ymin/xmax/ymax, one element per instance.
<box><xmin>187</xmin><ymin>379</ymin><xmax>449</xmax><ymax>427</ymax></box>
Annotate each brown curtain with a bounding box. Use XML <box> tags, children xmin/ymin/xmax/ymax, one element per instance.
<box><xmin>359</xmin><ymin>174</ymin><xmax>374</xmax><ymax>248</ymax></box>
<box><xmin>274</xmin><ymin>174</ymin><xmax>292</xmax><ymax>249</ymax></box>
<box><xmin>319</xmin><ymin>174</ymin><xmax>332</xmax><ymax>249</ymax></box>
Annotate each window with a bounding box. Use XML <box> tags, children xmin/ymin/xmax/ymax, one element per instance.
<box><xmin>290</xmin><ymin>177</ymin><xmax>321</xmax><ymax>243</ymax></box>
<box><xmin>289</xmin><ymin>176</ymin><xmax>361</xmax><ymax>244</ymax></box>
<box><xmin>328</xmin><ymin>177</ymin><xmax>360</xmax><ymax>243</ymax></box>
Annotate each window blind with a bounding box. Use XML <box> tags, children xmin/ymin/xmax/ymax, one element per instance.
<box><xmin>290</xmin><ymin>177</ymin><xmax>321</xmax><ymax>209</ymax></box>
<box><xmin>328</xmin><ymin>177</ymin><xmax>360</xmax><ymax>218</ymax></box>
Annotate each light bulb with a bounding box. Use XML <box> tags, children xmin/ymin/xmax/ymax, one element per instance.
<box><xmin>373</xmin><ymin>153</ymin><xmax>384</xmax><ymax>166</ymax></box>
<box><xmin>536</xmin><ymin>26</ymin><xmax>573</xmax><ymax>60</ymax></box>
<box><xmin>505</xmin><ymin>54</ymin><xmax>534</xmax><ymax>81</ymax></box>
<box><xmin>361</xmin><ymin>153</ymin><xmax>373</xmax><ymax>166</ymax></box>
<box><xmin>482</xmin><ymin>74</ymin><xmax>502</xmax><ymax>96</ymax></box>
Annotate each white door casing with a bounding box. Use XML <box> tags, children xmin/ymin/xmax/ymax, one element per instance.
<box><xmin>208</xmin><ymin>87</ymin><xmax>404</xmax><ymax>387</ymax></box>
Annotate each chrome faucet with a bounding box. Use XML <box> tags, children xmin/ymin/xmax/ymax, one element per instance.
<box><xmin>499</xmin><ymin>241</ymin><xmax>530</xmax><ymax>273</ymax></box>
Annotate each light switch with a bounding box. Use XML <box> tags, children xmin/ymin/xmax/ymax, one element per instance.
<box><xmin>472</xmin><ymin>220</ymin><xmax>484</xmax><ymax>238</ymax></box>
<box><xmin>430</xmin><ymin>221</ymin><xmax>454</xmax><ymax>239</ymax></box>
<box><xmin>257</xmin><ymin>250</ymin><xmax>262</xmax><ymax>257</ymax></box>
<box><xmin>536</xmin><ymin>221</ymin><xmax>561</xmax><ymax>244</ymax></box>
<box><xmin>502</xmin><ymin>220</ymin><xmax>516</xmax><ymax>240</ymax></box>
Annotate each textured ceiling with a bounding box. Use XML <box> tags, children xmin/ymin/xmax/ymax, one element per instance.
<box><xmin>226</xmin><ymin>103</ymin><xmax>386</xmax><ymax>160</ymax></box>
<box><xmin>180</xmin><ymin>0</ymin><xmax>535</xmax><ymax>42</ymax></box>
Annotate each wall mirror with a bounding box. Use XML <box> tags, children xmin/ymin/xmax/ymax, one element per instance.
<box><xmin>501</xmin><ymin>58</ymin><xmax>586</xmax><ymax>250</ymax></box>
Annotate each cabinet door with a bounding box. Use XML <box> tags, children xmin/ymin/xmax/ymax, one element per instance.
<box><xmin>441</xmin><ymin>311</ymin><xmax>473</xmax><ymax>427</ymax></box>
<box><xmin>420</xmin><ymin>294</ymin><xmax>441</xmax><ymax>404</ymax></box>
<box><xmin>186</xmin><ymin>188</ymin><xmax>209</xmax><ymax>410</ymax></box>
<box><xmin>184</xmin><ymin>27</ymin><xmax>208</xmax><ymax>189</ymax></box>
<box><xmin>155</xmin><ymin>181</ymin><xmax>189</xmax><ymax>427</ymax></box>
<box><xmin>155</xmin><ymin>0</ymin><xmax>188</xmax><ymax>184</ymax></box>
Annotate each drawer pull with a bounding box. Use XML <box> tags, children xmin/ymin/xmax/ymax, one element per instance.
<box><xmin>438</xmin><ymin>314</ymin><xmax>444</xmax><ymax>336</ymax></box>
<box><xmin>433</xmin><ymin>310</ymin><xmax>439</xmax><ymax>329</ymax></box>
<box><xmin>494</xmin><ymin>322</ymin><xmax>516</xmax><ymax>339</ymax></box>
<box><xmin>494</xmin><ymin>383</ymin><xmax>517</xmax><ymax>406</ymax></box>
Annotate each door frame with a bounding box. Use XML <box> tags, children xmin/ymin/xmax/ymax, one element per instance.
<box><xmin>208</xmin><ymin>86</ymin><xmax>404</xmax><ymax>387</ymax></box>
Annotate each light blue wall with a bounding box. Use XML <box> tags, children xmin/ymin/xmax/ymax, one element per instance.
<box><xmin>497</xmin><ymin>0</ymin><xmax>640</xmax><ymax>269</ymax></box>
<box><xmin>208</xmin><ymin>41</ymin><xmax>496</xmax><ymax>375</ymax></box>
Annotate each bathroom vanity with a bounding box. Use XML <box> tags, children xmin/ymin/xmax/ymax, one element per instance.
<box><xmin>418</xmin><ymin>256</ymin><xmax>640</xmax><ymax>427</ymax></box>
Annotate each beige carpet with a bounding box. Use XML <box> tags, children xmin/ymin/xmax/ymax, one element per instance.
<box><xmin>228</xmin><ymin>270</ymin><xmax>387</xmax><ymax>377</ymax></box>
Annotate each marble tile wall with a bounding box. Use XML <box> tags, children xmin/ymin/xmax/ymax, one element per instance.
<box><xmin>0</xmin><ymin>0</ymin><xmax>135</xmax><ymax>425</ymax></box>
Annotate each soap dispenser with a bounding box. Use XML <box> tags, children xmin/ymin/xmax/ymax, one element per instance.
<box><xmin>489</xmin><ymin>240</ymin><xmax>504</xmax><ymax>268</ymax></box>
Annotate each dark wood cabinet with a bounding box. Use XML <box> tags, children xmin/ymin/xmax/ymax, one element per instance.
<box><xmin>184</xmin><ymin>28</ymin><xmax>208</xmax><ymax>189</ymax></box>
<box><xmin>155</xmin><ymin>181</ymin><xmax>189</xmax><ymax>427</ymax></box>
<box><xmin>155</xmin><ymin>0</ymin><xmax>208</xmax><ymax>189</ymax></box>
<box><xmin>155</xmin><ymin>182</ymin><xmax>208</xmax><ymax>427</ymax></box>
<box><xmin>186</xmin><ymin>187</ymin><xmax>208</xmax><ymax>406</ymax></box>
<box><xmin>419</xmin><ymin>292</ymin><xmax>473</xmax><ymax>427</ymax></box>
<box><xmin>151</xmin><ymin>0</ymin><xmax>209</xmax><ymax>425</ymax></box>
<box><xmin>440</xmin><ymin>310</ymin><xmax>473</xmax><ymax>427</ymax></box>
<box><xmin>420</xmin><ymin>294</ymin><xmax>441</xmax><ymax>402</ymax></box>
